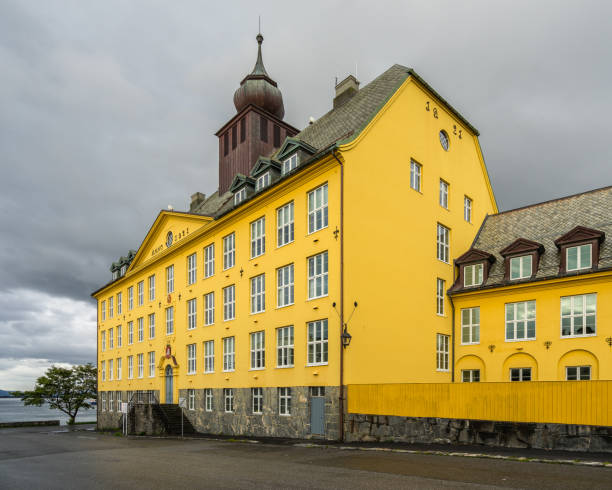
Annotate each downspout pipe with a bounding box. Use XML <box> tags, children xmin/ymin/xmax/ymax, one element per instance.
<box><xmin>449</xmin><ymin>293</ymin><xmax>455</xmax><ymax>383</ymax></box>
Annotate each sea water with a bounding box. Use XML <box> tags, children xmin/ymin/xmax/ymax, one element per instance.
<box><xmin>0</xmin><ymin>398</ymin><xmax>97</xmax><ymax>425</ymax></box>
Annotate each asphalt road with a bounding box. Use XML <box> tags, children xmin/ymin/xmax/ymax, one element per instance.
<box><xmin>0</xmin><ymin>425</ymin><xmax>610</xmax><ymax>489</ymax></box>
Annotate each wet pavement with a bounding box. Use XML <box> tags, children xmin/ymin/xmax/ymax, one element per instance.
<box><xmin>0</xmin><ymin>425</ymin><xmax>611</xmax><ymax>489</ymax></box>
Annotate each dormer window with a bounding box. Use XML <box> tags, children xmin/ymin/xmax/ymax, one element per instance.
<box><xmin>464</xmin><ymin>263</ymin><xmax>483</xmax><ymax>287</ymax></box>
<box><xmin>120</xmin><ymin>265</ymin><xmax>127</xmax><ymax>277</ymax></box>
<box><xmin>255</xmin><ymin>172</ymin><xmax>270</xmax><ymax>191</ymax></box>
<box><xmin>282</xmin><ymin>154</ymin><xmax>297</xmax><ymax>175</ymax></box>
<box><xmin>554</xmin><ymin>226</ymin><xmax>604</xmax><ymax>274</ymax></box>
<box><xmin>566</xmin><ymin>244</ymin><xmax>592</xmax><ymax>271</ymax></box>
<box><xmin>112</xmin><ymin>270</ymin><xmax>119</xmax><ymax>280</ymax></box>
<box><xmin>234</xmin><ymin>187</ymin><xmax>247</xmax><ymax>205</ymax></box>
<box><xmin>500</xmin><ymin>238</ymin><xmax>544</xmax><ymax>282</ymax></box>
<box><xmin>509</xmin><ymin>255</ymin><xmax>532</xmax><ymax>280</ymax></box>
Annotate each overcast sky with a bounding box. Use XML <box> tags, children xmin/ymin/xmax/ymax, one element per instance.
<box><xmin>2</xmin><ymin>0</ymin><xmax>611</xmax><ymax>390</ymax></box>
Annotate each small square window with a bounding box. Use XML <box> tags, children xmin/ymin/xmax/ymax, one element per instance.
<box><xmin>566</xmin><ymin>244</ymin><xmax>592</xmax><ymax>271</ymax></box>
<box><xmin>464</xmin><ymin>263</ymin><xmax>483</xmax><ymax>287</ymax></box>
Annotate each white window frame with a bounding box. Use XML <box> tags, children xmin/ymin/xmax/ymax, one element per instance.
<box><xmin>560</xmin><ymin>293</ymin><xmax>596</xmax><ymax>337</ymax></box>
<box><xmin>101</xmin><ymin>300</ymin><xmax>106</xmax><ymax>321</ymax></box>
<box><xmin>223</xmin><ymin>336</ymin><xmax>235</xmax><ymax>372</ymax></box>
<box><xmin>436</xmin><ymin>334</ymin><xmax>449</xmax><ymax>372</ymax></box>
<box><xmin>278</xmin><ymin>387</ymin><xmax>292</xmax><ymax>416</ymax></box>
<box><xmin>148</xmin><ymin>313</ymin><xmax>155</xmax><ymax>339</ymax></box>
<box><xmin>148</xmin><ymin>275</ymin><xmax>155</xmax><ymax>301</ymax></box>
<box><xmin>250</xmin><ymin>274</ymin><xmax>265</xmax><ymax>314</ymax></box>
<box><xmin>510</xmin><ymin>367</ymin><xmax>531</xmax><ymax>381</ymax></box>
<box><xmin>108</xmin><ymin>297</ymin><xmax>114</xmax><ymax>318</ymax></box>
<box><xmin>234</xmin><ymin>187</ymin><xmax>246</xmax><ymax>205</ymax></box>
<box><xmin>439</xmin><ymin>179</ymin><xmax>449</xmax><ymax>209</ymax></box>
<box><xmin>101</xmin><ymin>391</ymin><xmax>106</xmax><ymax>411</ymax></box>
<box><xmin>117</xmin><ymin>292</ymin><xmax>122</xmax><ymax>315</ymax></box>
<box><xmin>308</xmin><ymin>251</ymin><xmax>328</xmax><ymax>299</ymax></box>
<box><xmin>505</xmin><ymin>301</ymin><xmax>536</xmax><ymax>341</ymax></box>
<box><xmin>464</xmin><ymin>263</ymin><xmax>483</xmax><ymax>287</ymax></box>
<box><xmin>223</xmin><ymin>285</ymin><xmax>235</xmax><ymax>321</ymax></box>
<box><xmin>410</xmin><ymin>160</ymin><xmax>421</xmax><ymax>192</ymax></box>
<box><xmin>137</xmin><ymin>317</ymin><xmax>144</xmax><ymax>342</ymax></box>
<box><xmin>277</xmin><ymin>202</ymin><xmax>294</xmax><ymax>247</ymax></box>
<box><xmin>252</xmin><ymin>387</ymin><xmax>263</xmax><ymax>414</ymax></box>
<box><xmin>148</xmin><ymin>351</ymin><xmax>155</xmax><ymax>377</ymax></box>
<box><xmin>108</xmin><ymin>327</ymin><xmax>114</xmax><ymax>350</ymax></box>
<box><xmin>128</xmin><ymin>287</ymin><xmax>133</xmax><ymax>310</ymax></box>
<box><xmin>108</xmin><ymin>390</ymin><xmax>113</xmax><ymax>411</ymax></box>
<box><xmin>566</xmin><ymin>365</ymin><xmax>591</xmax><ymax>380</ymax></box>
<box><xmin>187</xmin><ymin>253</ymin><xmax>197</xmax><ymax>285</ymax></box>
<box><xmin>462</xmin><ymin>369</ymin><xmax>480</xmax><ymax>382</ymax></box>
<box><xmin>117</xmin><ymin>325</ymin><xmax>122</xmax><ymax>347</ymax></box>
<box><xmin>127</xmin><ymin>321</ymin><xmax>133</xmax><ymax>345</ymax></box>
<box><xmin>255</xmin><ymin>172</ymin><xmax>270</xmax><ymax>191</ymax></box>
<box><xmin>166</xmin><ymin>306</ymin><xmax>174</xmax><ymax>335</ymax></box>
<box><xmin>137</xmin><ymin>281</ymin><xmax>144</xmax><ymax>306</ymax></box>
<box><xmin>464</xmin><ymin>196</ymin><xmax>472</xmax><ymax>222</ymax></box>
<box><xmin>108</xmin><ymin>359</ymin><xmax>114</xmax><ymax>381</ymax></box>
<box><xmin>250</xmin><ymin>217</ymin><xmax>266</xmax><ymax>258</ymax></box>
<box><xmin>308</xmin><ymin>183</ymin><xmax>328</xmax><ymax>234</ymax></box>
<box><xmin>116</xmin><ymin>391</ymin><xmax>122</xmax><ymax>412</ymax></box>
<box><xmin>277</xmin><ymin>264</ymin><xmax>294</xmax><ymax>308</ymax></box>
<box><xmin>461</xmin><ymin>307</ymin><xmax>480</xmax><ymax>345</ymax></box>
<box><xmin>101</xmin><ymin>331</ymin><xmax>106</xmax><ymax>351</ymax></box>
<box><xmin>101</xmin><ymin>360</ymin><xmax>106</xmax><ymax>381</ymax></box>
<box><xmin>166</xmin><ymin>265</ymin><xmax>174</xmax><ymax>294</ymax></box>
<box><xmin>187</xmin><ymin>343</ymin><xmax>197</xmax><ymax>374</ymax></box>
<box><xmin>205</xmin><ymin>388</ymin><xmax>213</xmax><ymax>411</ymax></box>
<box><xmin>282</xmin><ymin>153</ymin><xmax>297</xmax><ymax>175</ymax></box>
<box><xmin>127</xmin><ymin>356</ymin><xmax>133</xmax><ymax>379</ymax></box>
<box><xmin>437</xmin><ymin>223</ymin><xmax>450</xmax><ymax>264</ymax></box>
<box><xmin>223</xmin><ymin>233</ymin><xmax>235</xmax><ymax>270</ymax></box>
<box><xmin>436</xmin><ymin>278</ymin><xmax>445</xmax><ymax>316</ymax></box>
<box><xmin>188</xmin><ymin>389</ymin><xmax>195</xmax><ymax>410</ymax></box>
<box><xmin>566</xmin><ymin>244</ymin><xmax>592</xmax><ymax>271</ymax></box>
<box><xmin>204</xmin><ymin>340</ymin><xmax>214</xmax><ymax>373</ymax></box>
<box><xmin>224</xmin><ymin>388</ymin><xmax>234</xmax><ymax>413</ymax></box>
<box><xmin>116</xmin><ymin>357</ymin><xmax>122</xmax><ymax>380</ymax></box>
<box><xmin>277</xmin><ymin>326</ymin><xmax>294</xmax><ymax>368</ymax></box>
<box><xmin>204</xmin><ymin>243</ymin><xmax>215</xmax><ymax>278</ymax></box>
<box><xmin>250</xmin><ymin>331</ymin><xmax>265</xmax><ymax>370</ymax></box>
<box><xmin>137</xmin><ymin>353</ymin><xmax>144</xmax><ymax>379</ymax></box>
<box><xmin>204</xmin><ymin>292</ymin><xmax>215</xmax><ymax>326</ymax></box>
<box><xmin>187</xmin><ymin>298</ymin><xmax>197</xmax><ymax>330</ymax></box>
<box><xmin>510</xmin><ymin>255</ymin><xmax>533</xmax><ymax>280</ymax></box>
<box><xmin>307</xmin><ymin>319</ymin><xmax>328</xmax><ymax>366</ymax></box>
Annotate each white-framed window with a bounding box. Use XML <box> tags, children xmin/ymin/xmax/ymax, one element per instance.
<box><xmin>117</xmin><ymin>292</ymin><xmax>122</xmax><ymax>315</ymax></box>
<box><xmin>277</xmin><ymin>264</ymin><xmax>294</xmax><ymax>307</ymax></box>
<box><xmin>566</xmin><ymin>366</ymin><xmax>591</xmax><ymax>380</ymax></box>
<box><xmin>223</xmin><ymin>285</ymin><xmax>235</xmax><ymax>321</ymax></box>
<box><xmin>277</xmin><ymin>326</ymin><xmax>294</xmax><ymax>368</ymax></box>
<box><xmin>128</xmin><ymin>356</ymin><xmax>134</xmax><ymax>379</ymax></box>
<box><xmin>108</xmin><ymin>297</ymin><xmax>114</xmax><ymax>318</ymax></box>
<box><xmin>308</xmin><ymin>251</ymin><xmax>328</xmax><ymax>299</ymax></box>
<box><xmin>108</xmin><ymin>359</ymin><xmax>114</xmax><ymax>381</ymax></box>
<box><xmin>137</xmin><ymin>281</ymin><xmax>144</xmax><ymax>306</ymax></box>
<box><xmin>510</xmin><ymin>255</ymin><xmax>532</xmax><ymax>280</ymax></box>
<box><xmin>224</xmin><ymin>388</ymin><xmax>234</xmax><ymax>412</ymax></box>
<box><xmin>127</xmin><ymin>321</ymin><xmax>133</xmax><ymax>345</ymax></box>
<box><xmin>505</xmin><ymin>301</ymin><xmax>536</xmax><ymax>341</ymax></box>
<box><xmin>250</xmin><ymin>274</ymin><xmax>265</xmax><ymax>314</ymax></box>
<box><xmin>101</xmin><ymin>360</ymin><xmax>106</xmax><ymax>381</ymax></box>
<box><xmin>137</xmin><ymin>353</ymin><xmax>144</xmax><ymax>378</ymax></box>
<box><xmin>101</xmin><ymin>391</ymin><xmax>106</xmax><ymax>411</ymax></box>
<box><xmin>464</xmin><ymin>196</ymin><xmax>472</xmax><ymax>222</ymax></box>
<box><xmin>566</xmin><ymin>244</ymin><xmax>592</xmax><ymax>271</ymax></box>
<box><xmin>439</xmin><ymin>180</ymin><xmax>449</xmax><ymax>209</ymax></box>
<box><xmin>204</xmin><ymin>243</ymin><xmax>215</xmax><ymax>278</ymax></box>
<box><xmin>116</xmin><ymin>357</ymin><xmax>122</xmax><ymax>380</ymax></box>
<box><xmin>223</xmin><ymin>233</ymin><xmax>235</xmax><ymax>270</ymax></box>
<box><xmin>101</xmin><ymin>331</ymin><xmax>106</xmax><ymax>351</ymax></box>
<box><xmin>308</xmin><ymin>183</ymin><xmax>328</xmax><ymax>234</ymax></box>
<box><xmin>148</xmin><ymin>313</ymin><xmax>155</xmax><ymax>339</ymax></box>
<box><xmin>462</xmin><ymin>369</ymin><xmax>480</xmax><ymax>382</ymax></box>
<box><xmin>188</xmin><ymin>389</ymin><xmax>195</xmax><ymax>411</ymax></box>
<box><xmin>255</xmin><ymin>172</ymin><xmax>270</xmax><ymax>191</ymax></box>
<box><xmin>250</xmin><ymin>331</ymin><xmax>265</xmax><ymax>369</ymax></box>
<box><xmin>223</xmin><ymin>336</ymin><xmax>235</xmax><ymax>372</ymax></box>
<box><xmin>108</xmin><ymin>391</ymin><xmax>113</xmax><ymax>411</ymax></box>
<box><xmin>187</xmin><ymin>343</ymin><xmax>197</xmax><ymax>374</ymax></box>
<box><xmin>277</xmin><ymin>202</ymin><xmax>294</xmax><ymax>247</ymax></box>
<box><xmin>307</xmin><ymin>319</ymin><xmax>328</xmax><ymax>365</ymax></box>
<box><xmin>116</xmin><ymin>391</ymin><xmax>122</xmax><ymax>412</ymax></box>
<box><xmin>282</xmin><ymin>153</ymin><xmax>297</xmax><ymax>175</ymax></box>
<box><xmin>117</xmin><ymin>325</ymin><xmax>122</xmax><ymax>347</ymax></box>
<box><xmin>187</xmin><ymin>253</ymin><xmax>197</xmax><ymax>285</ymax></box>
<box><xmin>204</xmin><ymin>340</ymin><xmax>214</xmax><ymax>373</ymax></box>
<box><xmin>166</xmin><ymin>306</ymin><xmax>174</xmax><ymax>335</ymax></box>
<box><xmin>250</xmin><ymin>217</ymin><xmax>266</xmax><ymax>258</ymax></box>
<box><xmin>436</xmin><ymin>334</ymin><xmax>449</xmax><ymax>371</ymax></box>
<box><xmin>148</xmin><ymin>275</ymin><xmax>155</xmax><ymax>301</ymax></box>
<box><xmin>561</xmin><ymin>293</ymin><xmax>596</xmax><ymax>337</ymax></box>
<box><xmin>204</xmin><ymin>292</ymin><xmax>215</xmax><ymax>325</ymax></box>
<box><xmin>187</xmin><ymin>298</ymin><xmax>197</xmax><ymax>330</ymax></box>
<box><xmin>166</xmin><ymin>265</ymin><xmax>174</xmax><ymax>294</ymax></box>
<box><xmin>234</xmin><ymin>187</ymin><xmax>246</xmax><ymax>205</ymax></box>
<box><xmin>437</xmin><ymin>223</ymin><xmax>450</xmax><ymax>263</ymax></box>
<box><xmin>510</xmin><ymin>367</ymin><xmax>531</xmax><ymax>381</ymax></box>
<box><xmin>278</xmin><ymin>387</ymin><xmax>291</xmax><ymax>416</ymax></box>
<box><xmin>205</xmin><ymin>388</ymin><xmax>213</xmax><ymax>411</ymax></box>
<box><xmin>410</xmin><ymin>160</ymin><xmax>421</xmax><ymax>192</ymax></box>
<box><xmin>461</xmin><ymin>307</ymin><xmax>480</xmax><ymax>344</ymax></box>
<box><xmin>128</xmin><ymin>287</ymin><xmax>133</xmax><ymax>310</ymax></box>
<box><xmin>108</xmin><ymin>327</ymin><xmax>114</xmax><ymax>349</ymax></box>
<box><xmin>101</xmin><ymin>300</ymin><xmax>106</xmax><ymax>321</ymax></box>
<box><xmin>137</xmin><ymin>317</ymin><xmax>144</xmax><ymax>342</ymax></box>
<box><xmin>252</xmin><ymin>387</ymin><xmax>263</xmax><ymax>414</ymax></box>
<box><xmin>148</xmin><ymin>351</ymin><xmax>155</xmax><ymax>377</ymax></box>
<box><xmin>436</xmin><ymin>278</ymin><xmax>445</xmax><ymax>316</ymax></box>
<box><xmin>464</xmin><ymin>263</ymin><xmax>483</xmax><ymax>287</ymax></box>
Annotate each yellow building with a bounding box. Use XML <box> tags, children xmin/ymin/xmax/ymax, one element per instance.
<box><xmin>93</xmin><ymin>34</ymin><xmax>497</xmax><ymax>438</ymax></box>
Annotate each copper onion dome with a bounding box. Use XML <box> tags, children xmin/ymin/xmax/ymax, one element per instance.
<box><xmin>233</xmin><ymin>34</ymin><xmax>285</xmax><ymax>119</ymax></box>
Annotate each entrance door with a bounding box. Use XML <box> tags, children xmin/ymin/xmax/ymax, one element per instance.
<box><xmin>165</xmin><ymin>365</ymin><xmax>173</xmax><ymax>404</ymax></box>
<box><xmin>309</xmin><ymin>387</ymin><xmax>325</xmax><ymax>435</ymax></box>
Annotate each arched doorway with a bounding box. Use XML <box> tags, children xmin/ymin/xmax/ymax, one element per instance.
<box><xmin>165</xmin><ymin>365</ymin><xmax>173</xmax><ymax>404</ymax></box>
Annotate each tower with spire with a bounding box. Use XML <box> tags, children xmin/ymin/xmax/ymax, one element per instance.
<box><xmin>215</xmin><ymin>33</ymin><xmax>298</xmax><ymax>194</ymax></box>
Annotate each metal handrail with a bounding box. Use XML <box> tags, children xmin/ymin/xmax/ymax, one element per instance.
<box><xmin>123</xmin><ymin>390</ymin><xmax>159</xmax><ymax>435</ymax></box>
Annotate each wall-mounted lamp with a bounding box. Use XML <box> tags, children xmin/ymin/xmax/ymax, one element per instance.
<box><xmin>544</xmin><ymin>341</ymin><xmax>552</xmax><ymax>350</ymax></box>
<box><xmin>488</xmin><ymin>344</ymin><xmax>495</xmax><ymax>353</ymax></box>
<box><xmin>341</xmin><ymin>327</ymin><xmax>352</xmax><ymax>348</ymax></box>
<box><xmin>240</xmin><ymin>268</ymin><xmax>244</xmax><ymax>277</ymax></box>
<box><xmin>606</xmin><ymin>337</ymin><xmax>612</xmax><ymax>348</ymax></box>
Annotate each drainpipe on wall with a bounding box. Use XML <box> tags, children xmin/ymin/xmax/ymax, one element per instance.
<box><xmin>449</xmin><ymin>294</ymin><xmax>456</xmax><ymax>383</ymax></box>
<box><xmin>96</xmin><ymin>300</ymin><xmax>99</xmax><ymax>428</ymax></box>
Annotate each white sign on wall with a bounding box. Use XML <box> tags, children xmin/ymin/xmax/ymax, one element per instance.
<box><xmin>121</xmin><ymin>402</ymin><xmax>128</xmax><ymax>414</ymax></box>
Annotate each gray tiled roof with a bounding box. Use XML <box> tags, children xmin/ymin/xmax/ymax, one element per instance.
<box><xmin>462</xmin><ymin>186</ymin><xmax>612</xmax><ymax>290</ymax></box>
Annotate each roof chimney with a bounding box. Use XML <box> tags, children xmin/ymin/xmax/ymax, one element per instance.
<box><xmin>189</xmin><ymin>192</ymin><xmax>206</xmax><ymax>212</ymax></box>
<box><xmin>333</xmin><ymin>74</ymin><xmax>360</xmax><ymax>109</ymax></box>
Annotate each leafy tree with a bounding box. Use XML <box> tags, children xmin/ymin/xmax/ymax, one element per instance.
<box><xmin>21</xmin><ymin>363</ymin><xmax>97</xmax><ymax>424</ymax></box>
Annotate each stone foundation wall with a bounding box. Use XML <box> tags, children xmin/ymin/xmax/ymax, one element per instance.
<box><xmin>344</xmin><ymin>413</ymin><xmax>612</xmax><ymax>452</ymax></box>
<box><xmin>97</xmin><ymin>390</ymin><xmax>160</xmax><ymax>431</ymax></box>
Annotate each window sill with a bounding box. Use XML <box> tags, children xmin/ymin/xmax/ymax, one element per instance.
<box><xmin>277</xmin><ymin>241</ymin><xmax>295</xmax><ymax>249</ymax></box>
<box><xmin>306</xmin><ymin>363</ymin><xmax>329</xmax><ymax>367</ymax></box>
<box><xmin>460</xmin><ymin>342</ymin><xmax>480</xmax><ymax>346</ymax></box>
<box><xmin>276</xmin><ymin>303</ymin><xmax>295</xmax><ymax>309</ymax></box>
<box><xmin>279</xmin><ymin>414</ymin><xmax>291</xmax><ymax>417</ymax></box>
<box><xmin>505</xmin><ymin>338</ymin><xmax>536</xmax><ymax>342</ymax></box>
<box><xmin>307</xmin><ymin>294</ymin><xmax>329</xmax><ymax>301</ymax></box>
<box><xmin>307</xmin><ymin>225</ymin><xmax>329</xmax><ymax>236</ymax></box>
<box><xmin>250</xmin><ymin>310</ymin><xmax>265</xmax><ymax>315</ymax></box>
<box><xmin>437</xmin><ymin>259</ymin><xmax>450</xmax><ymax>265</ymax></box>
<box><xmin>249</xmin><ymin>368</ymin><xmax>265</xmax><ymax>371</ymax></box>
<box><xmin>561</xmin><ymin>333</ymin><xmax>596</xmax><ymax>339</ymax></box>
<box><xmin>223</xmin><ymin>369</ymin><xmax>235</xmax><ymax>373</ymax></box>
<box><xmin>204</xmin><ymin>371</ymin><xmax>214</xmax><ymax>374</ymax></box>
<box><xmin>436</xmin><ymin>369</ymin><xmax>450</xmax><ymax>373</ymax></box>
<box><xmin>223</xmin><ymin>318</ymin><xmax>235</xmax><ymax>323</ymax></box>
<box><xmin>203</xmin><ymin>323</ymin><xmax>214</xmax><ymax>327</ymax></box>
<box><xmin>276</xmin><ymin>365</ymin><xmax>294</xmax><ymax>369</ymax></box>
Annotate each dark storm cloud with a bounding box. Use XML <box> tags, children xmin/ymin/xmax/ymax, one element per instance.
<box><xmin>1</xmin><ymin>0</ymin><xmax>612</xmax><ymax>388</ymax></box>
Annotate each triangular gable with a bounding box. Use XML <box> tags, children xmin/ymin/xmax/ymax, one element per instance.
<box><xmin>128</xmin><ymin>211</ymin><xmax>213</xmax><ymax>271</ymax></box>
<box><xmin>228</xmin><ymin>174</ymin><xmax>255</xmax><ymax>193</ymax></box>
<box><xmin>276</xmin><ymin>137</ymin><xmax>316</xmax><ymax>161</ymax></box>
<box><xmin>455</xmin><ymin>248</ymin><xmax>496</xmax><ymax>265</ymax></box>
<box><xmin>554</xmin><ymin>226</ymin><xmax>605</xmax><ymax>248</ymax></box>
<box><xmin>251</xmin><ymin>157</ymin><xmax>281</xmax><ymax>177</ymax></box>
<box><xmin>500</xmin><ymin>238</ymin><xmax>545</xmax><ymax>257</ymax></box>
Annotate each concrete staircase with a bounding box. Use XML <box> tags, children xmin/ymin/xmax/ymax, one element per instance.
<box><xmin>153</xmin><ymin>404</ymin><xmax>196</xmax><ymax>436</ymax></box>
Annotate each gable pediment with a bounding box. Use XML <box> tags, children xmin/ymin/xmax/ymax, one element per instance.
<box><xmin>554</xmin><ymin>226</ymin><xmax>605</xmax><ymax>249</ymax></box>
<box><xmin>455</xmin><ymin>248</ymin><xmax>496</xmax><ymax>265</ymax></box>
<box><xmin>276</xmin><ymin>137</ymin><xmax>316</xmax><ymax>161</ymax></box>
<box><xmin>229</xmin><ymin>174</ymin><xmax>255</xmax><ymax>193</ymax></box>
<box><xmin>500</xmin><ymin>238</ymin><xmax>545</xmax><ymax>257</ymax></box>
<box><xmin>251</xmin><ymin>157</ymin><xmax>281</xmax><ymax>177</ymax></box>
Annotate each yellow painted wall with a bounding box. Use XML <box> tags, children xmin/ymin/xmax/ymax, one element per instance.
<box><xmin>453</xmin><ymin>271</ymin><xmax>612</xmax><ymax>382</ymax></box>
<box><xmin>340</xmin><ymin>77</ymin><xmax>497</xmax><ymax>384</ymax></box>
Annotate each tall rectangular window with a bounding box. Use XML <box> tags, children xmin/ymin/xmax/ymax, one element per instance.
<box><xmin>137</xmin><ymin>317</ymin><xmax>144</xmax><ymax>342</ymax></box>
<box><xmin>137</xmin><ymin>353</ymin><xmax>144</xmax><ymax>378</ymax></box>
<box><xmin>223</xmin><ymin>285</ymin><xmax>235</xmax><ymax>321</ymax></box>
<box><xmin>116</xmin><ymin>392</ymin><xmax>121</xmax><ymax>412</ymax></box>
<box><xmin>566</xmin><ymin>366</ymin><xmax>591</xmax><ymax>380</ymax></box>
<box><xmin>505</xmin><ymin>301</ymin><xmax>536</xmax><ymax>341</ymax></box>
<box><xmin>224</xmin><ymin>131</ymin><xmax>229</xmax><ymax>156</ymax></box>
<box><xmin>128</xmin><ymin>287</ymin><xmax>133</xmax><ymax>310</ymax></box>
<box><xmin>410</xmin><ymin>160</ymin><xmax>421</xmax><ymax>192</ymax></box>
<box><xmin>148</xmin><ymin>351</ymin><xmax>155</xmax><ymax>377</ymax></box>
<box><xmin>137</xmin><ymin>281</ymin><xmax>144</xmax><ymax>306</ymax></box>
<box><xmin>273</xmin><ymin>124</ymin><xmax>281</xmax><ymax>147</ymax></box>
<box><xmin>252</xmin><ymin>387</ymin><xmax>263</xmax><ymax>414</ymax></box>
<box><xmin>240</xmin><ymin>117</ymin><xmax>245</xmax><ymax>142</ymax></box>
<box><xmin>437</xmin><ymin>224</ymin><xmax>450</xmax><ymax>263</ymax></box>
<box><xmin>223</xmin><ymin>233</ymin><xmax>235</xmax><ymax>270</ymax></box>
<box><xmin>187</xmin><ymin>298</ymin><xmax>197</xmax><ymax>330</ymax></box>
<box><xmin>205</xmin><ymin>389</ymin><xmax>213</xmax><ymax>411</ymax></box>
<box><xmin>224</xmin><ymin>388</ymin><xmax>234</xmax><ymax>412</ymax></box>
<box><xmin>148</xmin><ymin>275</ymin><xmax>155</xmax><ymax>301</ymax></box>
<box><xmin>108</xmin><ymin>297</ymin><xmax>114</xmax><ymax>318</ymax></box>
<box><xmin>461</xmin><ymin>307</ymin><xmax>480</xmax><ymax>344</ymax></box>
<box><xmin>307</xmin><ymin>319</ymin><xmax>328</xmax><ymax>365</ymax></box>
<box><xmin>108</xmin><ymin>359</ymin><xmax>114</xmax><ymax>381</ymax></box>
<box><xmin>187</xmin><ymin>253</ymin><xmax>197</xmax><ymax>285</ymax></box>
<box><xmin>108</xmin><ymin>391</ymin><xmax>113</xmax><ymax>411</ymax></box>
<box><xmin>561</xmin><ymin>294</ymin><xmax>596</xmax><ymax>337</ymax></box>
<box><xmin>101</xmin><ymin>300</ymin><xmax>106</xmax><ymax>321</ymax></box>
<box><xmin>117</xmin><ymin>325</ymin><xmax>122</xmax><ymax>347</ymax></box>
<box><xmin>232</xmin><ymin>124</ymin><xmax>237</xmax><ymax>150</ymax></box>
<box><xmin>166</xmin><ymin>306</ymin><xmax>174</xmax><ymax>335</ymax></box>
<box><xmin>187</xmin><ymin>344</ymin><xmax>196</xmax><ymax>374</ymax></box>
<box><xmin>439</xmin><ymin>180</ymin><xmax>449</xmax><ymax>209</ymax></box>
<box><xmin>101</xmin><ymin>360</ymin><xmax>106</xmax><ymax>381</ymax></box>
<box><xmin>204</xmin><ymin>292</ymin><xmax>215</xmax><ymax>325</ymax></box>
<box><xmin>166</xmin><ymin>265</ymin><xmax>174</xmax><ymax>294</ymax></box>
<box><xmin>250</xmin><ymin>331</ymin><xmax>265</xmax><ymax>369</ymax></box>
<box><xmin>308</xmin><ymin>183</ymin><xmax>328</xmax><ymax>234</ymax></box>
<box><xmin>277</xmin><ymin>326</ymin><xmax>294</xmax><ymax>368</ymax></box>
<box><xmin>108</xmin><ymin>327</ymin><xmax>114</xmax><ymax>349</ymax></box>
<box><xmin>148</xmin><ymin>313</ymin><xmax>155</xmax><ymax>339</ymax></box>
<box><xmin>116</xmin><ymin>357</ymin><xmax>122</xmax><ymax>380</ymax></box>
<box><xmin>464</xmin><ymin>263</ymin><xmax>483</xmax><ymax>287</ymax></box>
<box><xmin>278</xmin><ymin>387</ymin><xmax>291</xmax><ymax>416</ymax></box>
<box><xmin>436</xmin><ymin>278</ymin><xmax>445</xmax><ymax>315</ymax></box>
<box><xmin>234</xmin><ymin>188</ymin><xmax>246</xmax><ymax>205</ymax></box>
<box><xmin>101</xmin><ymin>331</ymin><xmax>106</xmax><ymax>351</ymax></box>
<box><xmin>204</xmin><ymin>340</ymin><xmax>214</xmax><ymax>373</ymax></box>
<box><xmin>436</xmin><ymin>334</ymin><xmax>449</xmax><ymax>371</ymax></box>
<box><xmin>101</xmin><ymin>392</ymin><xmax>106</xmax><ymax>411</ymax></box>
<box><xmin>188</xmin><ymin>389</ymin><xmax>195</xmax><ymax>410</ymax></box>
<box><xmin>282</xmin><ymin>153</ymin><xmax>298</xmax><ymax>175</ymax></box>
<box><xmin>308</xmin><ymin>251</ymin><xmax>328</xmax><ymax>299</ymax></box>
<box><xmin>566</xmin><ymin>244</ymin><xmax>592</xmax><ymax>271</ymax></box>
<box><xmin>250</xmin><ymin>274</ymin><xmax>265</xmax><ymax>314</ymax></box>
<box><xmin>204</xmin><ymin>244</ymin><xmax>215</xmax><ymax>278</ymax></box>
<box><xmin>277</xmin><ymin>264</ymin><xmax>294</xmax><ymax>307</ymax></box>
<box><xmin>250</xmin><ymin>217</ymin><xmax>266</xmax><ymax>258</ymax></box>
<box><xmin>223</xmin><ymin>336</ymin><xmax>235</xmax><ymax>372</ymax></box>
<box><xmin>128</xmin><ymin>356</ymin><xmax>133</xmax><ymax>379</ymax></box>
<box><xmin>117</xmin><ymin>292</ymin><xmax>122</xmax><ymax>315</ymax></box>
<box><xmin>277</xmin><ymin>202</ymin><xmax>294</xmax><ymax>247</ymax></box>
<box><xmin>127</xmin><ymin>321</ymin><xmax>133</xmax><ymax>345</ymax></box>
<box><xmin>255</xmin><ymin>172</ymin><xmax>270</xmax><ymax>191</ymax></box>
<box><xmin>464</xmin><ymin>196</ymin><xmax>472</xmax><ymax>222</ymax></box>
<box><xmin>260</xmin><ymin>115</ymin><xmax>268</xmax><ymax>142</ymax></box>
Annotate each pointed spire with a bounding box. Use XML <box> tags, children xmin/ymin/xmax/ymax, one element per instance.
<box><xmin>251</xmin><ymin>33</ymin><xmax>269</xmax><ymax>77</ymax></box>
